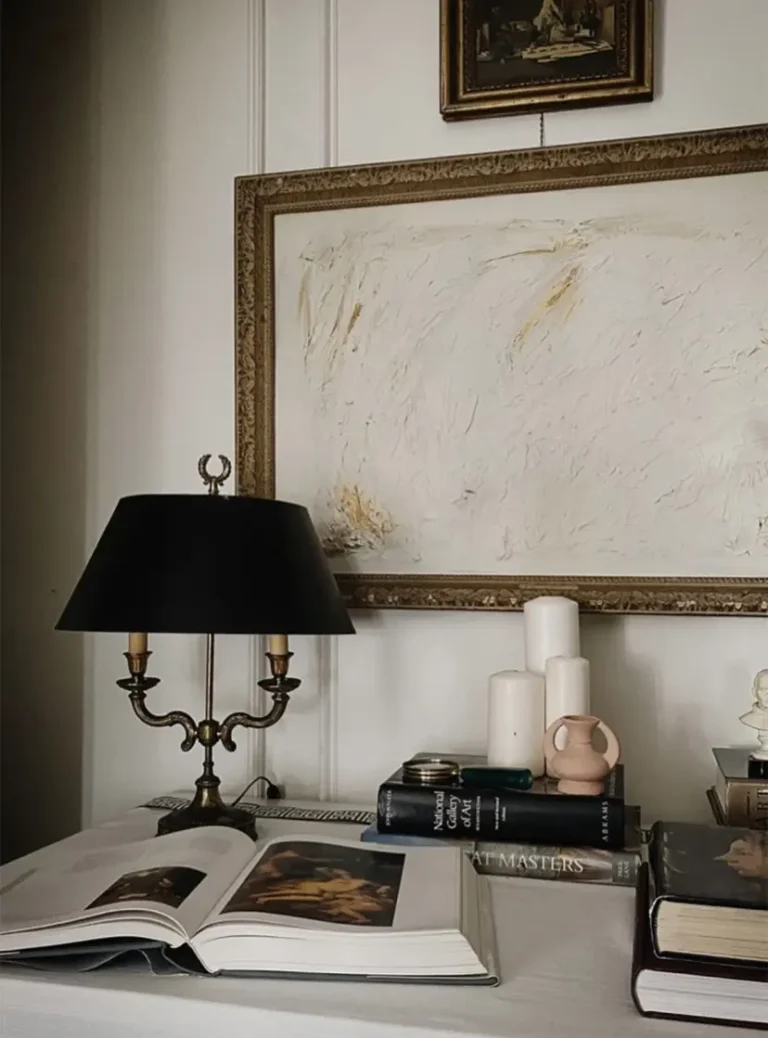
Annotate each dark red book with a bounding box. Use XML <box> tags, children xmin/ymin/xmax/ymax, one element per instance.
<box><xmin>631</xmin><ymin>865</ymin><xmax>767</xmax><ymax>1030</ymax></box>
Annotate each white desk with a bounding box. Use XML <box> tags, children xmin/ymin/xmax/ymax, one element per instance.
<box><xmin>0</xmin><ymin>808</ymin><xmax>761</xmax><ymax>1038</ymax></box>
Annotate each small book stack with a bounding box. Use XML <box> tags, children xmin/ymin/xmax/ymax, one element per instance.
<box><xmin>364</xmin><ymin>752</ymin><xmax>644</xmax><ymax>887</ymax></box>
<box><xmin>707</xmin><ymin>747</ymin><xmax>768</xmax><ymax>829</ymax></box>
<box><xmin>632</xmin><ymin>821</ymin><xmax>767</xmax><ymax>1028</ymax></box>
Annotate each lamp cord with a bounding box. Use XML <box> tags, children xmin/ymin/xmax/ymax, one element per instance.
<box><xmin>230</xmin><ymin>775</ymin><xmax>282</xmax><ymax>806</ymax></box>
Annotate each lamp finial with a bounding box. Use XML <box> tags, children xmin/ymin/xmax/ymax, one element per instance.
<box><xmin>198</xmin><ymin>454</ymin><xmax>232</xmax><ymax>496</ymax></box>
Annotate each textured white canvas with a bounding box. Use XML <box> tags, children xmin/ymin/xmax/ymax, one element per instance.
<box><xmin>274</xmin><ymin>171</ymin><xmax>768</xmax><ymax>576</ymax></box>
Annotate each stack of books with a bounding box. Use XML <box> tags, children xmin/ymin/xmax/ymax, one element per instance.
<box><xmin>363</xmin><ymin>752</ymin><xmax>643</xmax><ymax>887</ymax></box>
<box><xmin>707</xmin><ymin>747</ymin><xmax>768</xmax><ymax>829</ymax></box>
<box><xmin>632</xmin><ymin>821</ymin><xmax>767</xmax><ymax>1028</ymax></box>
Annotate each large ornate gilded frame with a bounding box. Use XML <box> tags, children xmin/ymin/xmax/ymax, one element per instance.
<box><xmin>236</xmin><ymin>124</ymin><xmax>768</xmax><ymax>616</ymax></box>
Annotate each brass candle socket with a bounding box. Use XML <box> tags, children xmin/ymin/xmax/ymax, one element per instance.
<box><xmin>117</xmin><ymin>642</ymin><xmax>302</xmax><ymax>839</ymax></box>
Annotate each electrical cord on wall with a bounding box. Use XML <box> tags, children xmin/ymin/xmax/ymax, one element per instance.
<box><xmin>230</xmin><ymin>775</ymin><xmax>282</xmax><ymax>806</ymax></box>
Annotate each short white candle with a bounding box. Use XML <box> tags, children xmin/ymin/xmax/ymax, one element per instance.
<box><xmin>487</xmin><ymin>670</ymin><xmax>545</xmax><ymax>776</ymax></box>
<box><xmin>268</xmin><ymin>634</ymin><xmax>289</xmax><ymax>656</ymax></box>
<box><xmin>128</xmin><ymin>632</ymin><xmax>147</xmax><ymax>655</ymax></box>
<box><xmin>524</xmin><ymin>596</ymin><xmax>580</xmax><ymax>676</ymax></box>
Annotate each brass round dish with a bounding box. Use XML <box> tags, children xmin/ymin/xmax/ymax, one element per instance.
<box><xmin>401</xmin><ymin>757</ymin><xmax>460</xmax><ymax>783</ymax></box>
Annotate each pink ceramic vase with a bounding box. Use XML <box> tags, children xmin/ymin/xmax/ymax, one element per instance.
<box><xmin>543</xmin><ymin>714</ymin><xmax>620</xmax><ymax>795</ymax></box>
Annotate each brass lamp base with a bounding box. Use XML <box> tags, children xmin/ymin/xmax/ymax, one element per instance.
<box><xmin>156</xmin><ymin>777</ymin><xmax>257</xmax><ymax>840</ymax></box>
<box><xmin>118</xmin><ymin>637</ymin><xmax>299</xmax><ymax>844</ymax></box>
<box><xmin>157</xmin><ymin>802</ymin><xmax>256</xmax><ymax>838</ymax></box>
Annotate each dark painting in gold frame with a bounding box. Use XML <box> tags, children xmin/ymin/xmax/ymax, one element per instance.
<box><xmin>235</xmin><ymin>125</ymin><xmax>768</xmax><ymax>617</ymax></box>
<box><xmin>441</xmin><ymin>0</ymin><xmax>653</xmax><ymax>120</ymax></box>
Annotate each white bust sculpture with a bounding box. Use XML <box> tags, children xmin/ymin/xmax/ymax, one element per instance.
<box><xmin>739</xmin><ymin>669</ymin><xmax>768</xmax><ymax>759</ymax></box>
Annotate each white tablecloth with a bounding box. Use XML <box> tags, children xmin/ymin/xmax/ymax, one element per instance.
<box><xmin>0</xmin><ymin>808</ymin><xmax>761</xmax><ymax>1038</ymax></box>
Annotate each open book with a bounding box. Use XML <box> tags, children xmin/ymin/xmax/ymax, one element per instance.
<box><xmin>0</xmin><ymin>828</ymin><xmax>497</xmax><ymax>984</ymax></box>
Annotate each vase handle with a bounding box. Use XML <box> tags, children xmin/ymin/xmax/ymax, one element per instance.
<box><xmin>543</xmin><ymin>716</ymin><xmax>567</xmax><ymax>772</ymax></box>
<box><xmin>597</xmin><ymin>720</ymin><xmax>620</xmax><ymax>770</ymax></box>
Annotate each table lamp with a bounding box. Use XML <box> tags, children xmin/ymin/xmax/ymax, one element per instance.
<box><xmin>56</xmin><ymin>455</ymin><xmax>354</xmax><ymax>839</ymax></box>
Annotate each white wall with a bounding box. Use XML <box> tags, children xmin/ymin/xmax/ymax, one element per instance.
<box><xmin>82</xmin><ymin>0</ymin><xmax>260</xmax><ymax>831</ymax></box>
<box><xmin>3</xmin><ymin>0</ymin><xmax>767</xmax><ymax>857</ymax></box>
<box><xmin>263</xmin><ymin>0</ymin><xmax>768</xmax><ymax>824</ymax></box>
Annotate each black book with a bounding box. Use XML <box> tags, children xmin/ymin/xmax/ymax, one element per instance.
<box><xmin>632</xmin><ymin>864</ymin><xmax>767</xmax><ymax>1029</ymax></box>
<box><xmin>648</xmin><ymin>821</ymin><xmax>767</xmax><ymax>965</ymax></box>
<box><xmin>377</xmin><ymin>759</ymin><xmax>625</xmax><ymax>850</ymax></box>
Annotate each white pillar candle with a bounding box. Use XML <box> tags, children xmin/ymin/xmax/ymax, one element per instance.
<box><xmin>487</xmin><ymin>670</ymin><xmax>545</xmax><ymax>776</ymax></box>
<box><xmin>524</xmin><ymin>596</ymin><xmax>580</xmax><ymax>676</ymax></box>
<box><xmin>545</xmin><ymin>655</ymin><xmax>590</xmax><ymax>758</ymax></box>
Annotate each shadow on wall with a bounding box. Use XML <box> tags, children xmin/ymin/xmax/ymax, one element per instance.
<box><xmin>583</xmin><ymin>613</ymin><xmax>713</xmax><ymax>823</ymax></box>
<box><xmin>1</xmin><ymin>0</ymin><xmax>94</xmax><ymax>861</ymax></box>
<box><xmin>2</xmin><ymin>0</ymin><xmax>168</xmax><ymax>860</ymax></box>
<box><xmin>582</xmin><ymin>616</ymin><xmax>659</xmax><ymax>819</ymax></box>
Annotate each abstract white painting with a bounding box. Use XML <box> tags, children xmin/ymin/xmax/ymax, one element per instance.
<box><xmin>273</xmin><ymin>171</ymin><xmax>768</xmax><ymax>578</ymax></box>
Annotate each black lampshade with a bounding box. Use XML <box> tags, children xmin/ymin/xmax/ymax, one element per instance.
<box><xmin>56</xmin><ymin>495</ymin><xmax>355</xmax><ymax>635</ymax></box>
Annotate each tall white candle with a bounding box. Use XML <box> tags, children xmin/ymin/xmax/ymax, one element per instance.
<box><xmin>487</xmin><ymin>670</ymin><xmax>545</xmax><ymax>776</ymax></box>
<box><xmin>524</xmin><ymin>596</ymin><xmax>580</xmax><ymax>676</ymax></box>
<box><xmin>545</xmin><ymin>654</ymin><xmax>590</xmax><ymax>736</ymax></box>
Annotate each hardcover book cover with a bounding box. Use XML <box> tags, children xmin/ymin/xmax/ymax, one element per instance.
<box><xmin>361</xmin><ymin>806</ymin><xmax>644</xmax><ymax>885</ymax></box>
<box><xmin>713</xmin><ymin>748</ymin><xmax>768</xmax><ymax>828</ymax></box>
<box><xmin>378</xmin><ymin>757</ymin><xmax>626</xmax><ymax>849</ymax></box>
<box><xmin>714</xmin><ymin>748</ymin><xmax>768</xmax><ymax>782</ymax></box>
<box><xmin>707</xmin><ymin>786</ymin><xmax>726</xmax><ymax>826</ymax></box>
<box><xmin>631</xmin><ymin>865</ymin><xmax>768</xmax><ymax>1029</ymax></box>
<box><xmin>474</xmin><ymin>805</ymin><xmax>643</xmax><ymax>885</ymax></box>
<box><xmin>649</xmin><ymin>821</ymin><xmax>767</xmax><ymax>909</ymax></box>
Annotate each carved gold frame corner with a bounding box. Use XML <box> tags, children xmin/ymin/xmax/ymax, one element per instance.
<box><xmin>236</xmin><ymin>123</ymin><xmax>768</xmax><ymax>616</ymax></box>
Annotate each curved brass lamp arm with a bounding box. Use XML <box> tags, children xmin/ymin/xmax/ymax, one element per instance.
<box><xmin>117</xmin><ymin>676</ymin><xmax>198</xmax><ymax>751</ymax></box>
<box><xmin>219</xmin><ymin>678</ymin><xmax>300</xmax><ymax>752</ymax></box>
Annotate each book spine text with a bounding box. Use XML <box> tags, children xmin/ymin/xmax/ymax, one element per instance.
<box><xmin>719</xmin><ymin>780</ymin><xmax>768</xmax><ymax>827</ymax></box>
<box><xmin>377</xmin><ymin>784</ymin><xmax>625</xmax><ymax>849</ymax></box>
<box><xmin>473</xmin><ymin>842</ymin><xmax>640</xmax><ymax>885</ymax></box>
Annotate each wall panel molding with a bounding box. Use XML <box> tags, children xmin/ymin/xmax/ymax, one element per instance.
<box><xmin>322</xmin><ymin>0</ymin><xmax>339</xmax><ymax>167</ymax></box>
<box><xmin>246</xmin><ymin>0</ymin><xmax>269</xmax><ymax>784</ymax></box>
<box><xmin>246</xmin><ymin>0</ymin><xmax>266</xmax><ymax>175</ymax></box>
<box><xmin>317</xmin><ymin>0</ymin><xmax>340</xmax><ymax>798</ymax></box>
<box><xmin>318</xmin><ymin>637</ymin><xmax>339</xmax><ymax>799</ymax></box>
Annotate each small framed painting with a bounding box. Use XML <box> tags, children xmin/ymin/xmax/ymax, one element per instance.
<box><xmin>441</xmin><ymin>0</ymin><xmax>653</xmax><ymax>120</ymax></box>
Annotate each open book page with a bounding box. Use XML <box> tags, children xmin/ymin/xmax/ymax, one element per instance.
<box><xmin>0</xmin><ymin>826</ymin><xmax>255</xmax><ymax>952</ymax></box>
<box><xmin>199</xmin><ymin>836</ymin><xmax>461</xmax><ymax>935</ymax></box>
<box><xmin>188</xmin><ymin>838</ymin><xmax>493</xmax><ymax>979</ymax></box>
